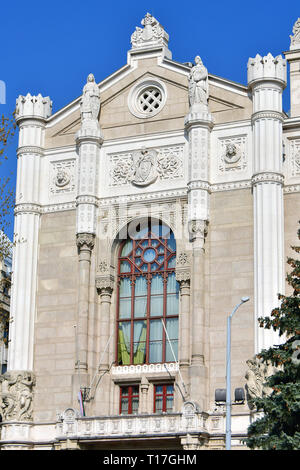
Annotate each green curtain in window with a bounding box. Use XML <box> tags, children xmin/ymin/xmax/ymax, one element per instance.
<box><xmin>133</xmin><ymin>322</ymin><xmax>147</xmax><ymax>364</ymax></box>
<box><xmin>118</xmin><ymin>325</ymin><xmax>130</xmax><ymax>365</ymax></box>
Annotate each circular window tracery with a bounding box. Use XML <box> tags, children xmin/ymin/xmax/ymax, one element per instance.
<box><xmin>128</xmin><ymin>79</ymin><xmax>167</xmax><ymax>119</ymax></box>
<box><xmin>137</xmin><ymin>88</ymin><xmax>163</xmax><ymax>114</ymax></box>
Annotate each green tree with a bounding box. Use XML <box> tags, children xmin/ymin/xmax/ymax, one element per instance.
<box><xmin>246</xmin><ymin>223</ymin><xmax>300</xmax><ymax>450</ymax></box>
<box><xmin>0</xmin><ymin>113</ymin><xmax>16</xmax><ymax>259</ymax></box>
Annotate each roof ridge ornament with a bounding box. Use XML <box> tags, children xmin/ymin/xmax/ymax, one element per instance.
<box><xmin>130</xmin><ymin>13</ymin><xmax>169</xmax><ymax>52</ymax></box>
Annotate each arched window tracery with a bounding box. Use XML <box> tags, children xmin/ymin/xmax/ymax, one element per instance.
<box><xmin>116</xmin><ymin>221</ymin><xmax>179</xmax><ymax>366</ymax></box>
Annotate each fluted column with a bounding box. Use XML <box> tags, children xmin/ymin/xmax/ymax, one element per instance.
<box><xmin>248</xmin><ymin>53</ymin><xmax>287</xmax><ymax>352</ymax></box>
<box><xmin>8</xmin><ymin>94</ymin><xmax>52</xmax><ymax>372</ymax></box>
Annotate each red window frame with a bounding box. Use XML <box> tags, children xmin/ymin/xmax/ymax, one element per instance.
<box><xmin>153</xmin><ymin>384</ymin><xmax>174</xmax><ymax>413</ymax></box>
<box><xmin>116</xmin><ymin>221</ymin><xmax>179</xmax><ymax>366</ymax></box>
<box><xmin>119</xmin><ymin>385</ymin><xmax>139</xmax><ymax>415</ymax></box>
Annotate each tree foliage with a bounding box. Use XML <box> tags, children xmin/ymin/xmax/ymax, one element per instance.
<box><xmin>0</xmin><ymin>113</ymin><xmax>16</xmax><ymax>259</ymax></box>
<box><xmin>246</xmin><ymin>223</ymin><xmax>300</xmax><ymax>450</ymax></box>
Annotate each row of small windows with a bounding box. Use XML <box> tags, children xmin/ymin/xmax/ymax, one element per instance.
<box><xmin>116</xmin><ymin>222</ymin><xmax>179</xmax><ymax>366</ymax></box>
<box><xmin>120</xmin><ymin>384</ymin><xmax>174</xmax><ymax>415</ymax></box>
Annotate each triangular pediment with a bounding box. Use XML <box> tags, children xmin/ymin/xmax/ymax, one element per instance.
<box><xmin>45</xmin><ymin>58</ymin><xmax>252</xmax><ymax>148</ymax></box>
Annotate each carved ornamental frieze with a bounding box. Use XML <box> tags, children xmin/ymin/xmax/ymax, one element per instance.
<box><xmin>0</xmin><ymin>371</ymin><xmax>36</xmax><ymax>422</ymax></box>
<box><xmin>288</xmin><ymin>139</ymin><xmax>300</xmax><ymax>178</ymax></box>
<box><xmin>109</xmin><ymin>145</ymin><xmax>184</xmax><ymax>187</ymax></box>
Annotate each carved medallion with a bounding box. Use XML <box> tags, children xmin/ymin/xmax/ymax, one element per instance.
<box><xmin>131</xmin><ymin>148</ymin><xmax>158</xmax><ymax>186</ymax></box>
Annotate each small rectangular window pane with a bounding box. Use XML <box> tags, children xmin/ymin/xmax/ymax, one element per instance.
<box><xmin>118</xmin><ymin>323</ymin><xmax>131</xmax><ymax>365</ymax></box>
<box><xmin>166</xmin><ymin>294</ymin><xmax>179</xmax><ymax>316</ymax></box>
<box><xmin>166</xmin><ymin>395</ymin><xmax>174</xmax><ymax>412</ymax></box>
<box><xmin>132</xmin><ymin>397</ymin><xmax>139</xmax><ymax>414</ymax></box>
<box><xmin>121</xmin><ymin>398</ymin><xmax>129</xmax><ymax>414</ymax></box>
<box><xmin>165</xmin><ymin>318</ymin><xmax>178</xmax><ymax>362</ymax></box>
<box><xmin>133</xmin><ymin>321</ymin><xmax>146</xmax><ymax>364</ymax></box>
<box><xmin>149</xmin><ymin>320</ymin><xmax>162</xmax><ymax>363</ymax></box>
<box><xmin>119</xmin><ymin>278</ymin><xmax>132</xmax><ymax>297</ymax></box>
<box><xmin>119</xmin><ymin>298</ymin><xmax>131</xmax><ymax>319</ymax></box>
<box><xmin>155</xmin><ymin>396</ymin><xmax>163</xmax><ymax>413</ymax></box>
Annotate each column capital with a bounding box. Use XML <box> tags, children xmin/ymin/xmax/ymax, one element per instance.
<box><xmin>76</xmin><ymin>232</ymin><xmax>95</xmax><ymax>251</ymax></box>
<box><xmin>96</xmin><ymin>274</ymin><xmax>114</xmax><ymax>296</ymax></box>
<box><xmin>188</xmin><ymin>219</ymin><xmax>208</xmax><ymax>245</ymax></box>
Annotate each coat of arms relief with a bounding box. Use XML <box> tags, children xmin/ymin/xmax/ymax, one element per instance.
<box><xmin>109</xmin><ymin>145</ymin><xmax>184</xmax><ymax>187</ymax></box>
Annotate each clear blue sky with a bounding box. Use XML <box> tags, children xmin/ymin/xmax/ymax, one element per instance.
<box><xmin>1</xmin><ymin>0</ymin><xmax>299</xmax><ymax>239</ymax></box>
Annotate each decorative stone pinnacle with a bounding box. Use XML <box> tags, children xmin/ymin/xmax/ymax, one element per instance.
<box><xmin>290</xmin><ymin>18</ymin><xmax>300</xmax><ymax>50</ymax></box>
<box><xmin>15</xmin><ymin>93</ymin><xmax>52</xmax><ymax>121</ymax></box>
<box><xmin>247</xmin><ymin>53</ymin><xmax>287</xmax><ymax>86</ymax></box>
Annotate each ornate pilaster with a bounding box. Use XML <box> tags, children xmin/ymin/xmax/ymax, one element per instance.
<box><xmin>74</xmin><ymin>74</ymin><xmax>103</xmax><ymax>376</ymax></box>
<box><xmin>8</xmin><ymin>94</ymin><xmax>52</xmax><ymax>372</ymax></box>
<box><xmin>185</xmin><ymin>57</ymin><xmax>213</xmax><ymax>409</ymax></box>
<box><xmin>248</xmin><ymin>53</ymin><xmax>287</xmax><ymax>352</ymax></box>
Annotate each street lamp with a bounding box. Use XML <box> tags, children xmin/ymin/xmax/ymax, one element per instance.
<box><xmin>226</xmin><ymin>296</ymin><xmax>250</xmax><ymax>450</ymax></box>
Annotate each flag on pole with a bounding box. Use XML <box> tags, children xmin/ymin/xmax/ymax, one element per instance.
<box><xmin>78</xmin><ymin>390</ymin><xmax>85</xmax><ymax>417</ymax></box>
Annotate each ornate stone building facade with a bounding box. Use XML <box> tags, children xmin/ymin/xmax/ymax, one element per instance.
<box><xmin>1</xmin><ymin>14</ymin><xmax>300</xmax><ymax>450</ymax></box>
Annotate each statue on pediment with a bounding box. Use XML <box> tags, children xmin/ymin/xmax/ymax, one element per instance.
<box><xmin>80</xmin><ymin>73</ymin><xmax>100</xmax><ymax>122</ymax></box>
<box><xmin>290</xmin><ymin>18</ymin><xmax>300</xmax><ymax>48</ymax></box>
<box><xmin>188</xmin><ymin>56</ymin><xmax>208</xmax><ymax>109</ymax></box>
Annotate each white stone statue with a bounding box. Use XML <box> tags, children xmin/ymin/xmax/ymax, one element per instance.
<box><xmin>290</xmin><ymin>18</ymin><xmax>300</xmax><ymax>49</ymax></box>
<box><xmin>245</xmin><ymin>357</ymin><xmax>274</xmax><ymax>408</ymax></box>
<box><xmin>80</xmin><ymin>73</ymin><xmax>100</xmax><ymax>122</ymax></box>
<box><xmin>188</xmin><ymin>56</ymin><xmax>209</xmax><ymax>110</ymax></box>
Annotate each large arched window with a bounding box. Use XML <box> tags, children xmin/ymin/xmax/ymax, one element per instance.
<box><xmin>116</xmin><ymin>220</ymin><xmax>179</xmax><ymax>366</ymax></box>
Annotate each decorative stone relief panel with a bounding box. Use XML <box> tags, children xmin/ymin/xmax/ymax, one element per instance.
<box><xmin>288</xmin><ymin>138</ymin><xmax>300</xmax><ymax>178</ymax></box>
<box><xmin>109</xmin><ymin>145</ymin><xmax>184</xmax><ymax>187</ymax></box>
<box><xmin>218</xmin><ymin>135</ymin><xmax>247</xmax><ymax>173</ymax></box>
<box><xmin>49</xmin><ymin>159</ymin><xmax>76</xmax><ymax>196</ymax></box>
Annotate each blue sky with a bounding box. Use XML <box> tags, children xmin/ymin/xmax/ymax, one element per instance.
<box><xmin>1</xmin><ymin>0</ymin><xmax>299</xmax><ymax>239</ymax></box>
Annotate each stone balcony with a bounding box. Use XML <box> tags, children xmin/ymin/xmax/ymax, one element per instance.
<box><xmin>56</xmin><ymin>405</ymin><xmax>208</xmax><ymax>441</ymax></box>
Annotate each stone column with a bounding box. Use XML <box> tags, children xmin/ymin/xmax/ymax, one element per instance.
<box><xmin>176</xmin><ymin>259</ymin><xmax>191</xmax><ymax>399</ymax></box>
<box><xmin>8</xmin><ymin>94</ymin><xmax>52</xmax><ymax>373</ymax></box>
<box><xmin>185</xmin><ymin>57</ymin><xmax>213</xmax><ymax>409</ymax></box>
<box><xmin>95</xmin><ymin>272</ymin><xmax>114</xmax><ymax>372</ymax></box>
<box><xmin>74</xmin><ymin>74</ymin><xmax>103</xmax><ymax>379</ymax></box>
<box><xmin>248</xmin><ymin>53</ymin><xmax>287</xmax><ymax>352</ymax></box>
<box><xmin>94</xmin><ymin>271</ymin><xmax>114</xmax><ymax>414</ymax></box>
